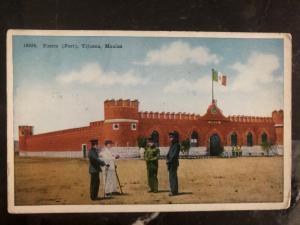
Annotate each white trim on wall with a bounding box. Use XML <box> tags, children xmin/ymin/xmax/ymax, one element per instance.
<box><xmin>104</xmin><ymin>119</ymin><xmax>139</xmax><ymax>123</ymax></box>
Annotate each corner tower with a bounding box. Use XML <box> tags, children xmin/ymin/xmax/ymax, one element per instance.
<box><xmin>102</xmin><ymin>99</ymin><xmax>139</xmax><ymax>146</ymax></box>
<box><xmin>272</xmin><ymin>110</ymin><xmax>284</xmax><ymax>145</ymax></box>
<box><xmin>18</xmin><ymin>126</ymin><xmax>33</xmax><ymax>151</ymax></box>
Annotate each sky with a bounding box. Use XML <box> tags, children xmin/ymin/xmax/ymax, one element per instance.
<box><xmin>13</xmin><ymin>35</ymin><xmax>284</xmax><ymax>138</ymax></box>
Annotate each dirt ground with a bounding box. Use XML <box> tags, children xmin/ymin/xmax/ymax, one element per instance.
<box><xmin>14</xmin><ymin>156</ymin><xmax>283</xmax><ymax>205</ymax></box>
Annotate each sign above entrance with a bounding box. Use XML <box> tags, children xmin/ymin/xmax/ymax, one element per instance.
<box><xmin>208</xmin><ymin>121</ymin><xmax>221</xmax><ymax>124</ymax></box>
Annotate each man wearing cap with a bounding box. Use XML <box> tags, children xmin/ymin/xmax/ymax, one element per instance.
<box><xmin>88</xmin><ymin>139</ymin><xmax>109</xmax><ymax>201</ymax></box>
<box><xmin>166</xmin><ymin>132</ymin><xmax>180</xmax><ymax>196</ymax></box>
<box><xmin>144</xmin><ymin>137</ymin><xmax>160</xmax><ymax>193</ymax></box>
<box><xmin>99</xmin><ymin>140</ymin><xmax>120</xmax><ymax>198</ymax></box>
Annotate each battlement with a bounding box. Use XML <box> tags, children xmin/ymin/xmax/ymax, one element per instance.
<box><xmin>19</xmin><ymin>125</ymin><xmax>34</xmax><ymax>129</ymax></box>
<box><xmin>104</xmin><ymin>99</ymin><xmax>139</xmax><ymax>108</ymax></box>
<box><xmin>272</xmin><ymin>110</ymin><xmax>284</xmax><ymax>124</ymax></box>
<box><xmin>139</xmin><ymin>111</ymin><xmax>201</xmax><ymax>120</ymax></box>
<box><xmin>104</xmin><ymin>99</ymin><xmax>139</xmax><ymax>120</ymax></box>
<box><xmin>228</xmin><ymin>115</ymin><xmax>273</xmax><ymax>123</ymax></box>
<box><xmin>89</xmin><ymin>121</ymin><xmax>103</xmax><ymax>126</ymax></box>
<box><xmin>19</xmin><ymin>125</ymin><xmax>34</xmax><ymax>136</ymax></box>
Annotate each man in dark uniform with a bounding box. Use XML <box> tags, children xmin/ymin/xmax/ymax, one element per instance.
<box><xmin>88</xmin><ymin>139</ymin><xmax>109</xmax><ymax>200</ymax></box>
<box><xmin>144</xmin><ymin>137</ymin><xmax>160</xmax><ymax>193</ymax></box>
<box><xmin>166</xmin><ymin>132</ymin><xmax>180</xmax><ymax>196</ymax></box>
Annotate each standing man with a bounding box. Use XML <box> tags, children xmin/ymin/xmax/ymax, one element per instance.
<box><xmin>144</xmin><ymin>137</ymin><xmax>160</xmax><ymax>193</ymax></box>
<box><xmin>237</xmin><ymin>145</ymin><xmax>242</xmax><ymax>157</ymax></box>
<box><xmin>88</xmin><ymin>139</ymin><xmax>109</xmax><ymax>201</ymax></box>
<box><xmin>166</xmin><ymin>132</ymin><xmax>180</xmax><ymax>196</ymax></box>
<box><xmin>99</xmin><ymin>140</ymin><xmax>120</xmax><ymax>197</ymax></box>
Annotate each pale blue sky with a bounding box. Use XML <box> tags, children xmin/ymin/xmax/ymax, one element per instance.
<box><xmin>13</xmin><ymin>35</ymin><xmax>284</xmax><ymax>138</ymax></box>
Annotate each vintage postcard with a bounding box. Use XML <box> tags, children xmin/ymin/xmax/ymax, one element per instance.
<box><xmin>7</xmin><ymin>30</ymin><xmax>291</xmax><ymax>213</ymax></box>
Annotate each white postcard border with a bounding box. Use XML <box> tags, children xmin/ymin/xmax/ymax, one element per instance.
<box><xmin>6</xmin><ymin>29</ymin><xmax>292</xmax><ymax>213</ymax></box>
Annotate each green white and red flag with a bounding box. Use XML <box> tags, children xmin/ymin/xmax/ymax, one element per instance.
<box><xmin>212</xmin><ymin>69</ymin><xmax>227</xmax><ymax>86</ymax></box>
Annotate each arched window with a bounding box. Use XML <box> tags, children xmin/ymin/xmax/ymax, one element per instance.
<box><xmin>151</xmin><ymin>130</ymin><xmax>160</xmax><ymax>147</ymax></box>
<box><xmin>261</xmin><ymin>132</ymin><xmax>268</xmax><ymax>143</ymax></box>
<box><xmin>190</xmin><ymin>131</ymin><xmax>198</xmax><ymax>147</ymax></box>
<box><xmin>230</xmin><ymin>132</ymin><xmax>238</xmax><ymax>146</ymax></box>
<box><xmin>247</xmin><ymin>132</ymin><xmax>253</xmax><ymax>146</ymax></box>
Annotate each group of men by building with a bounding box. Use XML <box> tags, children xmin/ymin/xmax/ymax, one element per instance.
<box><xmin>88</xmin><ymin>131</ymin><xmax>181</xmax><ymax>201</ymax></box>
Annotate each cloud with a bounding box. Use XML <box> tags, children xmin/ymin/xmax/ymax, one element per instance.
<box><xmin>137</xmin><ymin>41</ymin><xmax>220</xmax><ymax>66</ymax></box>
<box><xmin>14</xmin><ymin>82</ymin><xmax>102</xmax><ymax>138</ymax></box>
<box><xmin>162</xmin><ymin>51</ymin><xmax>283</xmax><ymax>116</ymax></box>
<box><xmin>14</xmin><ymin>51</ymin><xmax>283</xmax><ymax>140</ymax></box>
<box><xmin>231</xmin><ymin>52</ymin><xmax>280</xmax><ymax>92</ymax></box>
<box><xmin>56</xmin><ymin>63</ymin><xmax>147</xmax><ymax>86</ymax></box>
<box><xmin>222</xmin><ymin>52</ymin><xmax>283</xmax><ymax>115</ymax></box>
<box><xmin>163</xmin><ymin>76</ymin><xmax>212</xmax><ymax>94</ymax></box>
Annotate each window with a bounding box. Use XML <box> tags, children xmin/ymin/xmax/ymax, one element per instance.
<box><xmin>190</xmin><ymin>131</ymin><xmax>198</xmax><ymax>147</ymax></box>
<box><xmin>131</xmin><ymin>123</ymin><xmax>137</xmax><ymax>130</ymax></box>
<box><xmin>247</xmin><ymin>132</ymin><xmax>253</xmax><ymax>146</ymax></box>
<box><xmin>230</xmin><ymin>132</ymin><xmax>238</xmax><ymax>146</ymax></box>
<box><xmin>261</xmin><ymin>132</ymin><xmax>268</xmax><ymax>143</ymax></box>
<box><xmin>112</xmin><ymin>123</ymin><xmax>119</xmax><ymax>130</ymax></box>
<box><xmin>82</xmin><ymin>144</ymin><xmax>87</xmax><ymax>158</ymax></box>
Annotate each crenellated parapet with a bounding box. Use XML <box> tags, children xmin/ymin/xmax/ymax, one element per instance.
<box><xmin>104</xmin><ymin>98</ymin><xmax>139</xmax><ymax>108</ymax></box>
<box><xmin>272</xmin><ymin>110</ymin><xmax>284</xmax><ymax>125</ymax></box>
<box><xmin>139</xmin><ymin>111</ymin><xmax>201</xmax><ymax>120</ymax></box>
<box><xmin>19</xmin><ymin>125</ymin><xmax>34</xmax><ymax>137</ymax></box>
<box><xmin>227</xmin><ymin>115</ymin><xmax>274</xmax><ymax>123</ymax></box>
<box><xmin>104</xmin><ymin>99</ymin><xmax>139</xmax><ymax>120</ymax></box>
<box><xmin>89</xmin><ymin>121</ymin><xmax>103</xmax><ymax>126</ymax></box>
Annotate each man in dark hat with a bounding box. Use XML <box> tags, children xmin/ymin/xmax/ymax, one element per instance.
<box><xmin>88</xmin><ymin>139</ymin><xmax>109</xmax><ymax>200</ymax></box>
<box><xmin>144</xmin><ymin>137</ymin><xmax>160</xmax><ymax>193</ymax></box>
<box><xmin>166</xmin><ymin>131</ymin><xmax>180</xmax><ymax>196</ymax></box>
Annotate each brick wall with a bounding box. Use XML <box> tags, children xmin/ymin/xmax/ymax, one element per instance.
<box><xmin>19</xmin><ymin>124</ymin><xmax>104</xmax><ymax>151</ymax></box>
<box><xmin>138</xmin><ymin>115</ymin><xmax>277</xmax><ymax>146</ymax></box>
<box><xmin>19</xmin><ymin>99</ymin><xmax>283</xmax><ymax>152</ymax></box>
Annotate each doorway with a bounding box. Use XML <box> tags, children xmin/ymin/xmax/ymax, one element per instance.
<box><xmin>82</xmin><ymin>144</ymin><xmax>87</xmax><ymax>158</ymax></box>
<box><xmin>209</xmin><ymin>134</ymin><xmax>223</xmax><ymax>156</ymax></box>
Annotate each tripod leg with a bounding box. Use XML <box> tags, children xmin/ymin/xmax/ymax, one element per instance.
<box><xmin>115</xmin><ymin>168</ymin><xmax>123</xmax><ymax>194</ymax></box>
<box><xmin>103</xmin><ymin>168</ymin><xmax>108</xmax><ymax>198</ymax></box>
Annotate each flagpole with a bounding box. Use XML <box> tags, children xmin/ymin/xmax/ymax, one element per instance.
<box><xmin>212</xmin><ymin>70</ymin><xmax>214</xmax><ymax>103</ymax></box>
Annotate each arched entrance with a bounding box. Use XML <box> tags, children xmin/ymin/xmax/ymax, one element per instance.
<box><xmin>150</xmin><ymin>130</ymin><xmax>160</xmax><ymax>147</ymax></box>
<box><xmin>209</xmin><ymin>133</ymin><xmax>223</xmax><ymax>156</ymax></box>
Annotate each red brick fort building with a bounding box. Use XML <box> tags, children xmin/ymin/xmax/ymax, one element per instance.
<box><xmin>18</xmin><ymin>99</ymin><xmax>283</xmax><ymax>158</ymax></box>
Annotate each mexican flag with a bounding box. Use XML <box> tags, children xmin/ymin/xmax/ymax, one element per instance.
<box><xmin>212</xmin><ymin>69</ymin><xmax>227</xmax><ymax>86</ymax></box>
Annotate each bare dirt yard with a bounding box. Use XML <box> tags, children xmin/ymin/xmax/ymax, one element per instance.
<box><xmin>14</xmin><ymin>156</ymin><xmax>283</xmax><ymax>205</ymax></box>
